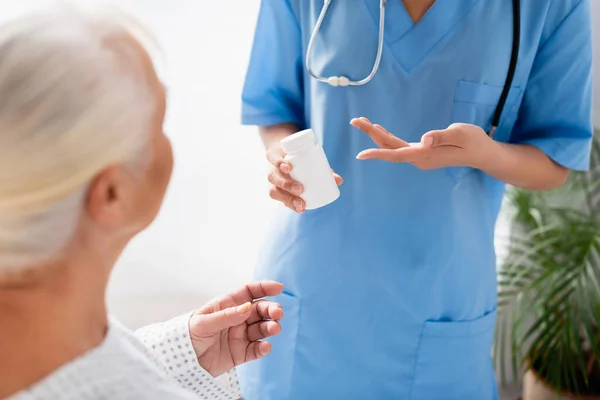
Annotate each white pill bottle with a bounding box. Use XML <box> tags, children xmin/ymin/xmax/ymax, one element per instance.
<box><xmin>281</xmin><ymin>129</ymin><xmax>340</xmax><ymax>210</ymax></box>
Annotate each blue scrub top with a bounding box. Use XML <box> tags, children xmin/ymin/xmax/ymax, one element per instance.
<box><xmin>238</xmin><ymin>1</ymin><xmax>594</xmax><ymax>399</ymax></box>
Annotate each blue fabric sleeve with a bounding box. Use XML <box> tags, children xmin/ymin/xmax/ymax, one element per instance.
<box><xmin>241</xmin><ymin>0</ymin><xmax>305</xmax><ymax>128</ymax></box>
<box><xmin>510</xmin><ymin>0</ymin><xmax>594</xmax><ymax>171</ymax></box>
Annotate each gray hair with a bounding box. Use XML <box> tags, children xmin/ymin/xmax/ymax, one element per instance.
<box><xmin>0</xmin><ymin>3</ymin><xmax>159</xmax><ymax>272</ymax></box>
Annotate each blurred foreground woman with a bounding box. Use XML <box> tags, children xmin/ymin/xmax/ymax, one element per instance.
<box><xmin>0</xmin><ymin>5</ymin><xmax>284</xmax><ymax>400</ymax></box>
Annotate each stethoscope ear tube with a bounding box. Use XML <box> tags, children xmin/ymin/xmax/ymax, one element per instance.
<box><xmin>490</xmin><ymin>0</ymin><xmax>520</xmax><ymax>138</ymax></box>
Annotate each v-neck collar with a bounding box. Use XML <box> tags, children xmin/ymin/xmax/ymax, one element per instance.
<box><xmin>365</xmin><ymin>0</ymin><xmax>483</xmax><ymax>72</ymax></box>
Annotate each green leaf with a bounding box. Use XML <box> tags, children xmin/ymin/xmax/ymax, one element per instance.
<box><xmin>494</xmin><ymin>311</ymin><xmax>510</xmax><ymax>385</ymax></box>
<box><xmin>568</xmin><ymin>307</ymin><xmax>585</xmax><ymax>392</ymax></box>
<box><xmin>495</xmin><ymin>132</ymin><xmax>600</xmax><ymax>393</ymax></box>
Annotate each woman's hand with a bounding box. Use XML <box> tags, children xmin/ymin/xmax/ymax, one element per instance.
<box><xmin>266</xmin><ymin>146</ymin><xmax>343</xmax><ymax>214</ymax></box>
<box><xmin>351</xmin><ymin>118</ymin><xmax>496</xmax><ymax>170</ymax></box>
<box><xmin>189</xmin><ymin>281</ymin><xmax>285</xmax><ymax>377</ymax></box>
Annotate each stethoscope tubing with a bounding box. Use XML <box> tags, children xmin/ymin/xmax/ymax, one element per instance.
<box><xmin>305</xmin><ymin>0</ymin><xmax>520</xmax><ymax>138</ymax></box>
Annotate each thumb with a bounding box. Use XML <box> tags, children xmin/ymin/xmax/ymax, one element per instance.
<box><xmin>332</xmin><ymin>170</ymin><xmax>344</xmax><ymax>186</ymax></box>
<box><xmin>266</xmin><ymin>147</ymin><xmax>291</xmax><ymax>174</ymax></box>
<box><xmin>422</xmin><ymin>125</ymin><xmax>468</xmax><ymax>149</ymax></box>
<box><xmin>196</xmin><ymin>302</ymin><xmax>252</xmax><ymax>335</ymax></box>
<box><xmin>420</xmin><ymin>129</ymin><xmax>449</xmax><ymax>148</ymax></box>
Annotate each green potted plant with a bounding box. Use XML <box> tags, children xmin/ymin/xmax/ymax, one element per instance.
<box><xmin>495</xmin><ymin>129</ymin><xmax>600</xmax><ymax>399</ymax></box>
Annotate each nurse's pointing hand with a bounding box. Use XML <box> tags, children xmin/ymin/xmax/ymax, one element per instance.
<box><xmin>266</xmin><ymin>146</ymin><xmax>343</xmax><ymax>214</ymax></box>
<box><xmin>352</xmin><ymin>120</ymin><xmax>492</xmax><ymax>170</ymax></box>
<box><xmin>351</xmin><ymin>118</ymin><xmax>410</xmax><ymax>150</ymax></box>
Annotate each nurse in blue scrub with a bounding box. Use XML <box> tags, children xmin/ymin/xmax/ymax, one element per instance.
<box><xmin>237</xmin><ymin>0</ymin><xmax>594</xmax><ymax>399</ymax></box>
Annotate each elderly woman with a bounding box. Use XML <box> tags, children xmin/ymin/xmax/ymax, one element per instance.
<box><xmin>0</xmin><ymin>5</ymin><xmax>284</xmax><ymax>400</ymax></box>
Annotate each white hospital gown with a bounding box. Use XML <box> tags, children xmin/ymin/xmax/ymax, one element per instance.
<box><xmin>8</xmin><ymin>314</ymin><xmax>241</xmax><ymax>400</ymax></box>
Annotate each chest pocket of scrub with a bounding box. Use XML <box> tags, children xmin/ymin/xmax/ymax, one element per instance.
<box><xmin>409</xmin><ymin>308</ymin><xmax>497</xmax><ymax>400</ymax></box>
<box><xmin>446</xmin><ymin>80</ymin><xmax>522</xmax><ymax>182</ymax></box>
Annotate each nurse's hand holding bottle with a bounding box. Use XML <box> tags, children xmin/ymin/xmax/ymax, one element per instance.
<box><xmin>262</xmin><ymin>123</ymin><xmax>343</xmax><ymax>214</ymax></box>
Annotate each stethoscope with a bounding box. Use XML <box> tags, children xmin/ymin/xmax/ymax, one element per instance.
<box><xmin>306</xmin><ymin>0</ymin><xmax>521</xmax><ymax>138</ymax></box>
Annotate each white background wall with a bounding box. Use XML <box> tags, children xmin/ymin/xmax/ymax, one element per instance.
<box><xmin>103</xmin><ymin>1</ymin><xmax>272</xmax><ymax>327</ymax></box>
<box><xmin>0</xmin><ymin>1</ymin><xmax>598</xmax><ymax>330</ymax></box>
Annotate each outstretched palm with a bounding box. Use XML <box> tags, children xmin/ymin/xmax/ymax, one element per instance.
<box><xmin>188</xmin><ymin>281</ymin><xmax>284</xmax><ymax>377</ymax></box>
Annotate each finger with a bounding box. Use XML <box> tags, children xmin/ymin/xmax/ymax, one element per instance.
<box><xmin>247</xmin><ymin>320</ymin><xmax>282</xmax><ymax>342</ymax></box>
<box><xmin>194</xmin><ymin>302</ymin><xmax>253</xmax><ymax>335</ymax></box>
<box><xmin>228</xmin><ymin>281</ymin><xmax>285</xmax><ymax>307</ymax></box>
<box><xmin>243</xmin><ymin>341</ymin><xmax>272</xmax><ymax>364</ymax></box>
<box><xmin>268</xmin><ymin>169</ymin><xmax>302</xmax><ymax>196</ymax></box>
<box><xmin>247</xmin><ymin>300</ymin><xmax>284</xmax><ymax>324</ymax></box>
<box><xmin>373</xmin><ymin>124</ymin><xmax>410</xmax><ymax>148</ymax></box>
<box><xmin>269</xmin><ymin>186</ymin><xmax>305</xmax><ymax>213</ymax></box>
<box><xmin>373</xmin><ymin>124</ymin><xmax>399</xmax><ymax>140</ymax></box>
<box><xmin>266</xmin><ymin>148</ymin><xmax>292</xmax><ymax>174</ymax></box>
<box><xmin>333</xmin><ymin>172</ymin><xmax>344</xmax><ymax>186</ymax></box>
<box><xmin>356</xmin><ymin>149</ymin><xmax>404</xmax><ymax>162</ymax></box>
<box><xmin>330</xmin><ymin>169</ymin><xmax>344</xmax><ymax>186</ymax></box>
<box><xmin>350</xmin><ymin>118</ymin><xmax>408</xmax><ymax>149</ymax></box>
<box><xmin>356</xmin><ymin>147</ymin><xmax>426</xmax><ymax>163</ymax></box>
<box><xmin>351</xmin><ymin>118</ymin><xmax>390</xmax><ymax>147</ymax></box>
<box><xmin>199</xmin><ymin>282</ymin><xmax>285</xmax><ymax>313</ymax></box>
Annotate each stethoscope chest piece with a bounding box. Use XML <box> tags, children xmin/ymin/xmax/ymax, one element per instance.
<box><xmin>327</xmin><ymin>76</ymin><xmax>350</xmax><ymax>87</ymax></box>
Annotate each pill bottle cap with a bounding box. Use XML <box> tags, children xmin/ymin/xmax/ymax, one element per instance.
<box><xmin>280</xmin><ymin>129</ymin><xmax>317</xmax><ymax>154</ymax></box>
